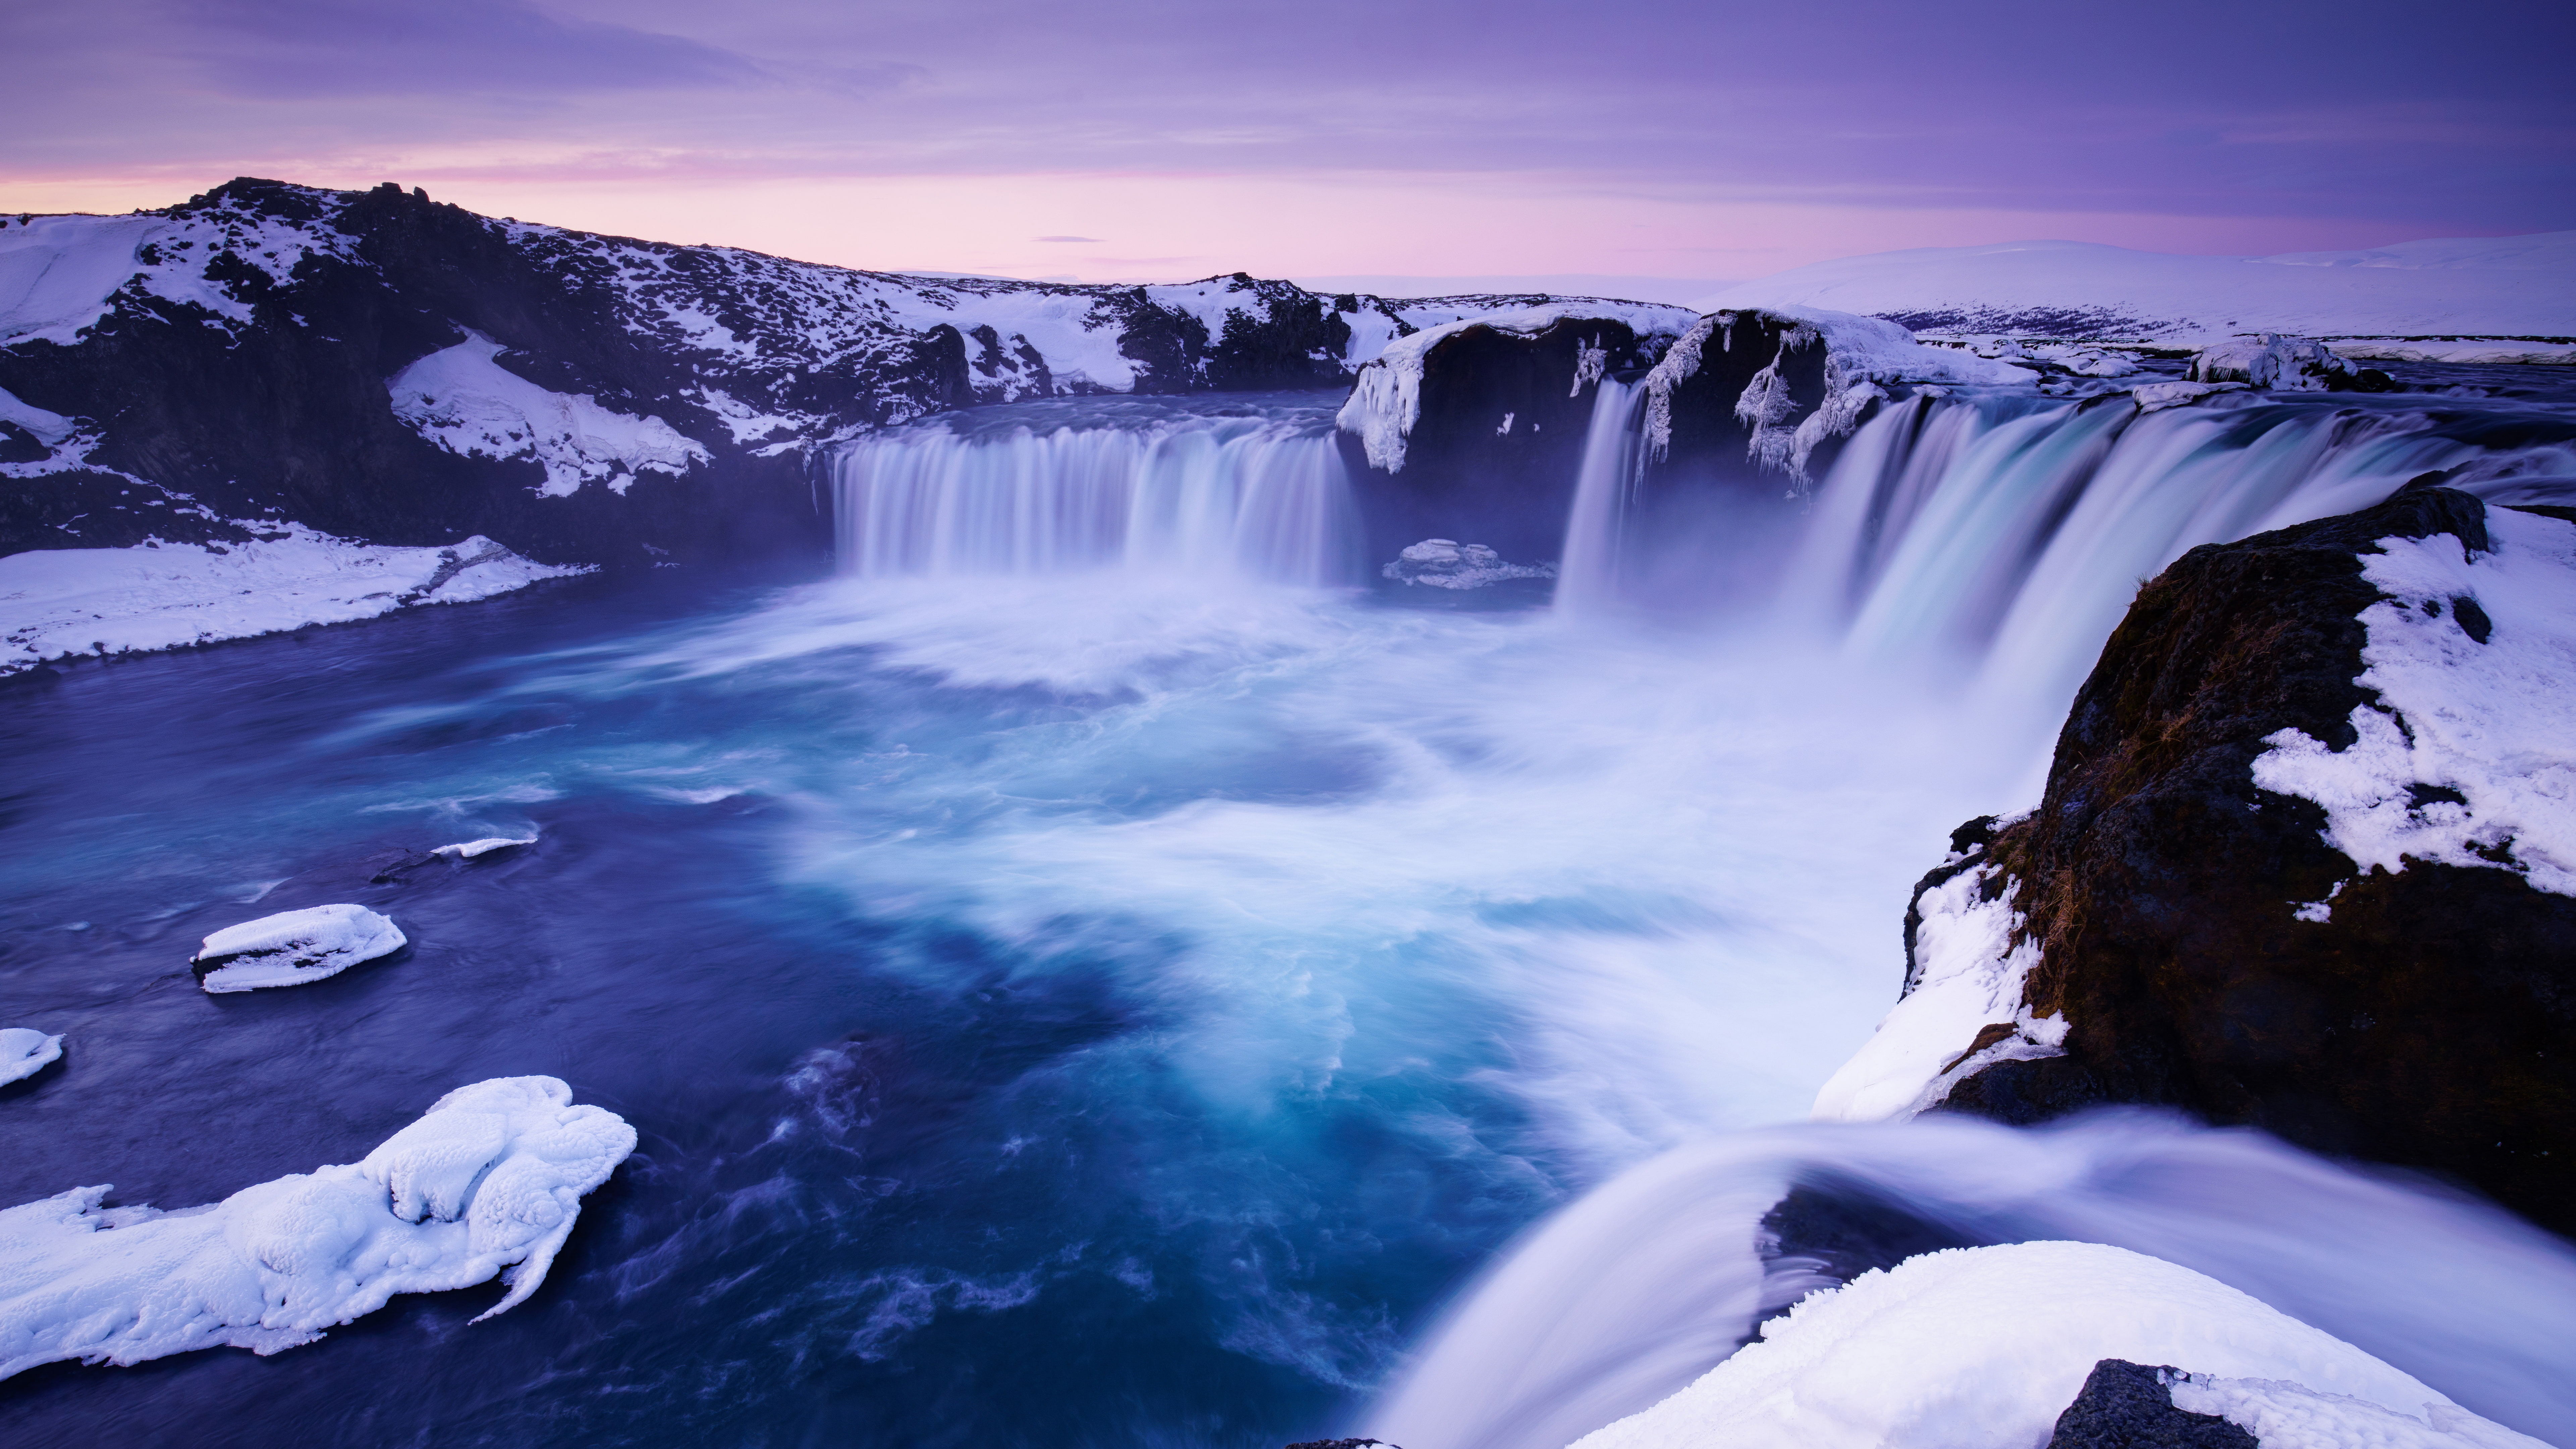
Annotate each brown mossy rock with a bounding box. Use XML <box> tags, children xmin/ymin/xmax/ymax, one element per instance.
<box><xmin>1936</xmin><ymin>482</ymin><xmax>2576</xmax><ymax>1235</ymax></box>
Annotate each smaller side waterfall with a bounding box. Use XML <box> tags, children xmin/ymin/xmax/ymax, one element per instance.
<box><xmin>1553</xmin><ymin>379</ymin><xmax>1648</xmax><ymax>614</ymax></box>
<box><xmin>832</xmin><ymin>396</ymin><xmax>1364</xmax><ymax>586</ymax></box>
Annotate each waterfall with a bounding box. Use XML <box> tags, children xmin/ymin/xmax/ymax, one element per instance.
<box><xmin>1364</xmin><ymin>1114</ymin><xmax>2576</xmax><ymax>1449</ymax></box>
<box><xmin>1792</xmin><ymin>391</ymin><xmax>2576</xmax><ymax>715</ymax></box>
<box><xmin>1558</xmin><ymin>383</ymin><xmax>2576</xmax><ymax>712</ymax></box>
<box><xmin>1553</xmin><ymin>378</ymin><xmax>1647</xmax><ymax>614</ymax></box>
<box><xmin>831</xmin><ymin>395</ymin><xmax>1364</xmax><ymax>585</ymax></box>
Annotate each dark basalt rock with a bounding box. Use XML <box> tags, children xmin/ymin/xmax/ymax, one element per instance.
<box><xmin>1337</xmin><ymin>316</ymin><xmax>1668</xmax><ymax>564</ymax></box>
<box><xmin>2046</xmin><ymin>1361</ymin><xmax>2256</xmax><ymax>1449</ymax></box>
<box><xmin>1929</xmin><ymin>480</ymin><xmax>2576</xmax><ymax>1234</ymax></box>
<box><xmin>1640</xmin><ymin>309</ymin><xmax>1844</xmax><ymax>497</ymax></box>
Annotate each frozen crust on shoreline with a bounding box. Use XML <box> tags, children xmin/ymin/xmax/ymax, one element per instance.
<box><xmin>0</xmin><ymin>527</ymin><xmax>589</xmax><ymax>677</ymax></box>
<box><xmin>192</xmin><ymin>903</ymin><xmax>408</xmax><ymax>993</ymax></box>
<box><xmin>0</xmin><ymin>1076</ymin><xmax>637</xmax><ymax>1381</ymax></box>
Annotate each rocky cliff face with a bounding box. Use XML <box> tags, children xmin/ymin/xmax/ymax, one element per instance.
<box><xmin>1838</xmin><ymin>481</ymin><xmax>2576</xmax><ymax>1233</ymax></box>
<box><xmin>1331</xmin><ymin>304</ymin><xmax>1697</xmax><ymax>563</ymax></box>
<box><xmin>0</xmin><ymin>178</ymin><xmax>1542</xmax><ymax>570</ymax></box>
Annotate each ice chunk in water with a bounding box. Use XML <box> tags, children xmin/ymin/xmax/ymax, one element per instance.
<box><xmin>0</xmin><ymin>1075</ymin><xmax>636</xmax><ymax>1380</ymax></box>
<box><xmin>0</xmin><ymin>1028</ymin><xmax>64</xmax><ymax>1086</ymax></box>
<box><xmin>191</xmin><ymin>903</ymin><xmax>406</xmax><ymax>994</ymax></box>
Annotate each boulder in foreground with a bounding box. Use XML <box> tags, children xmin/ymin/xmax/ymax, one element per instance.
<box><xmin>1818</xmin><ymin>482</ymin><xmax>2576</xmax><ymax>1234</ymax></box>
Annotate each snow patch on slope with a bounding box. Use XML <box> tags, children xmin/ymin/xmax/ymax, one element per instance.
<box><xmin>2251</xmin><ymin>506</ymin><xmax>2576</xmax><ymax>897</ymax></box>
<box><xmin>0</xmin><ymin>526</ymin><xmax>587</xmax><ymax>676</ymax></box>
<box><xmin>389</xmin><ymin>332</ymin><xmax>709</xmax><ymax>496</ymax></box>
<box><xmin>0</xmin><ymin>1076</ymin><xmax>636</xmax><ymax>1381</ymax></box>
<box><xmin>1571</xmin><ymin>1241</ymin><xmax>2495</xmax><ymax>1449</ymax></box>
<box><xmin>1811</xmin><ymin>857</ymin><xmax>2059</xmax><ymax>1122</ymax></box>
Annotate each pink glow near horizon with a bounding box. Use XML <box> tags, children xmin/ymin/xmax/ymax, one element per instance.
<box><xmin>0</xmin><ymin>166</ymin><xmax>2462</xmax><ymax>288</ymax></box>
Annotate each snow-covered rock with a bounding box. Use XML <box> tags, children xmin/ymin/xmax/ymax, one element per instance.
<box><xmin>1336</xmin><ymin>302</ymin><xmax>1698</xmax><ymax>473</ymax></box>
<box><xmin>1640</xmin><ymin>306</ymin><xmax>2033</xmax><ymax>490</ymax></box>
<box><xmin>0</xmin><ymin>526</ymin><xmax>586</xmax><ymax>677</ymax></box>
<box><xmin>191</xmin><ymin>903</ymin><xmax>407</xmax><ymax>994</ymax></box>
<box><xmin>2251</xmin><ymin>505</ymin><xmax>2576</xmax><ymax>898</ymax></box>
<box><xmin>2131</xmin><ymin>379</ymin><xmax>2250</xmax><ymax>412</ymax></box>
<box><xmin>2191</xmin><ymin>333</ymin><xmax>2357</xmax><ymax>391</ymax></box>
<box><xmin>1697</xmin><ymin>232</ymin><xmax>2576</xmax><ymax>346</ymax></box>
<box><xmin>433</xmin><ymin>836</ymin><xmax>536</xmax><ymax>859</ymax></box>
<box><xmin>1571</xmin><ymin>1241</ymin><xmax>2527</xmax><ymax>1449</ymax></box>
<box><xmin>0</xmin><ymin>1028</ymin><xmax>63</xmax><ymax>1087</ymax></box>
<box><xmin>1887</xmin><ymin>484</ymin><xmax>2576</xmax><ymax>1238</ymax></box>
<box><xmin>1812</xmin><ymin>818</ymin><xmax>2063</xmax><ymax>1123</ymax></box>
<box><xmin>1380</xmin><ymin>538</ymin><xmax>1556</xmax><ymax>590</ymax></box>
<box><xmin>0</xmin><ymin>1075</ymin><xmax>636</xmax><ymax>1380</ymax></box>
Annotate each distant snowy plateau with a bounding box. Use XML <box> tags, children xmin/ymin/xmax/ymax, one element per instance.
<box><xmin>3</xmin><ymin>176</ymin><xmax>2573</xmax><ymax>673</ymax></box>
<box><xmin>1703</xmin><ymin>233</ymin><xmax>2576</xmax><ymax>357</ymax></box>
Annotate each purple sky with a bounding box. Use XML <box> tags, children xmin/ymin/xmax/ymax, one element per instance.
<box><xmin>5</xmin><ymin>0</ymin><xmax>2571</xmax><ymax>284</ymax></box>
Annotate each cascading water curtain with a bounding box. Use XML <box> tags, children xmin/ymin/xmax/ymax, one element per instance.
<box><xmin>832</xmin><ymin>412</ymin><xmax>1365</xmax><ymax>586</ymax></box>
<box><xmin>1783</xmin><ymin>391</ymin><xmax>2576</xmax><ymax>714</ymax></box>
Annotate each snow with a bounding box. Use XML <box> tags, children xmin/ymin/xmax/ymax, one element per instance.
<box><xmin>2191</xmin><ymin>333</ymin><xmax>2355</xmax><ymax>390</ymax></box>
<box><xmin>1698</xmin><ymin>233</ymin><xmax>2576</xmax><ymax>346</ymax></box>
<box><xmin>388</xmin><ymin>331</ymin><xmax>710</xmax><ymax>497</ymax></box>
<box><xmin>0</xmin><ymin>1076</ymin><xmax>636</xmax><ymax>1381</ymax></box>
<box><xmin>1642</xmin><ymin>307</ymin><xmax>2033</xmax><ymax>484</ymax></box>
<box><xmin>2251</xmin><ymin>505</ymin><xmax>2576</xmax><ymax>898</ymax></box>
<box><xmin>433</xmin><ymin>836</ymin><xmax>535</xmax><ymax>859</ymax></box>
<box><xmin>2172</xmin><ymin>1371</ymin><xmax>2550</xmax><ymax>1449</ymax></box>
<box><xmin>1380</xmin><ymin>539</ymin><xmax>1556</xmax><ymax>589</ymax></box>
<box><xmin>192</xmin><ymin>903</ymin><xmax>407</xmax><ymax>993</ymax></box>
<box><xmin>1337</xmin><ymin>302</ymin><xmax>1700</xmax><ymax>471</ymax></box>
<box><xmin>2330</xmin><ymin>339</ymin><xmax>2576</xmax><ymax>366</ymax></box>
<box><xmin>0</xmin><ymin>1028</ymin><xmax>63</xmax><ymax>1087</ymax></box>
<box><xmin>2132</xmin><ymin>380</ymin><xmax>2251</xmax><ymax>412</ymax></box>
<box><xmin>0</xmin><ymin>216</ymin><xmax>160</xmax><ymax>347</ymax></box>
<box><xmin>0</xmin><ymin>527</ymin><xmax>587</xmax><ymax>676</ymax></box>
<box><xmin>0</xmin><ymin>383</ymin><xmax>78</xmax><ymax>446</ymax></box>
<box><xmin>1811</xmin><ymin>858</ymin><xmax>2061</xmax><ymax>1123</ymax></box>
<box><xmin>1569</xmin><ymin>1240</ymin><xmax>2515</xmax><ymax>1449</ymax></box>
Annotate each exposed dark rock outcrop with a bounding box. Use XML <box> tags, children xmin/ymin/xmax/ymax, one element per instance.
<box><xmin>1917</xmin><ymin>481</ymin><xmax>2576</xmax><ymax>1233</ymax></box>
<box><xmin>1334</xmin><ymin>309</ymin><xmax>1689</xmax><ymax>563</ymax></box>
<box><xmin>0</xmin><ymin>179</ymin><xmax>1529</xmax><ymax>570</ymax></box>
<box><xmin>2046</xmin><ymin>1361</ymin><xmax>2257</xmax><ymax>1449</ymax></box>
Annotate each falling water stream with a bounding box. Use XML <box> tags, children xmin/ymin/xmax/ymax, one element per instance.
<box><xmin>5</xmin><ymin>375</ymin><xmax>2575</xmax><ymax>1446</ymax></box>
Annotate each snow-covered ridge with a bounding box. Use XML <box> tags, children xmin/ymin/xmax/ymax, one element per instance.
<box><xmin>1700</xmin><ymin>233</ymin><xmax>2576</xmax><ymax>346</ymax></box>
<box><xmin>0</xmin><ymin>526</ymin><xmax>587</xmax><ymax>676</ymax></box>
<box><xmin>0</xmin><ymin>190</ymin><xmax>368</xmax><ymax>350</ymax></box>
<box><xmin>2252</xmin><ymin>505</ymin><xmax>2576</xmax><ymax>900</ymax></box>
<box><xmin>1336</xmin><ymin>302</ymin><xmax>1700</xmax><ymax>471</ymax></box>
<box><xmin>0</xmin><ymin>1076</ymin><xmax>636</xmax><ymax>1381</ymax></box>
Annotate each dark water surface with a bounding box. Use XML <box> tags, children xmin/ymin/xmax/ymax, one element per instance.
<box><xmin>2</xmin><ymin>559</ymin><xmax>2002</xmax><ymax>1447</ymax></box>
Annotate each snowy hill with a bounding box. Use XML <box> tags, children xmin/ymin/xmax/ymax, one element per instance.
<box><xmin>0</xmin><ymin>177</ymin><xmax>1585</xmax><ymax>573</ymax></box>
<box><xmin>1698</xmin><ymin>233</ymin><xmax>2576</xmax><ymax>351</ymax></box>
